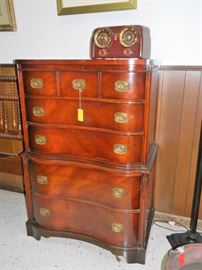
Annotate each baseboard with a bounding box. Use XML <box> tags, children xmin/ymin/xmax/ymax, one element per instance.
<box><xmin>154</xmin><ymin>211</ymin><xmax>202</xmax><ymax>231</ymax></box>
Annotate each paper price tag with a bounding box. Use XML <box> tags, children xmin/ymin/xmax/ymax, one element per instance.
<box><xmin>77</xmin><ymin>108</ymin><xmax>84</xmax><ymax>122</ymax></box>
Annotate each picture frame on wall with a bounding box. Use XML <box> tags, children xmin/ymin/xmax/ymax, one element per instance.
<box><xmin>57</xmin><ymin>0</ymin><xmax>137</xmax><ymax>15</ymax></box>
<box><xmin>0</xmin><ymin>0</ymin><xmax>17</xmax><ymax>31</ymax></box>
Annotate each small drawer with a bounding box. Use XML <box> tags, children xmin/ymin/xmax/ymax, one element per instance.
<box><xmin>23</xmin><ymin>71</ymin><xmax>57</xmax><ymax>96</ymax></box>
<box><xmin>28</xmin><ymin>126</ymin><xmax>143</xmax><ymax>165</ymax></box>
<box><xmin>26</xmin><ymin>99</ymin><xmax>144</xmax><ymax>132</ymax></box>
<box><xmin>101</xmin><ymin>72</ymin><xmax>146</xmax><ymax>100</ymax></box>
<box><xmin>60</xmin><ymin>71</ymin><xmax>98</xmax><ymax>97</ymax></box>
<box><xmin>29</xmin><ymin>159</ymin><xmax>141</xmax><ymax>209</ymax></box>
<box><xmin>32</xmin><ymin>194</ymin><xmax>139</xmax><ymax>248</ymax></box>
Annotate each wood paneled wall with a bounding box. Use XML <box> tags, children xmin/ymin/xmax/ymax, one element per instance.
<box><xmin>0</xmin><ymin>64</ymin><xmax>23</xmax><ymax>192</ymax></box>
<box><xmin>155</xmin><ymin>66</ymin><xmax>202</xmax><ymax>219</ymax></box>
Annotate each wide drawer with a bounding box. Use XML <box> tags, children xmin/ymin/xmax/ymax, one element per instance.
<box><xmin>29</xmin><ymin>159</ymin><xmax>141</xmax><ymax>209</ymax></box>
<box><xmin>32</xmin><ymin>194</ymin><xmax>139</xmax><ymax>248</ymax></box>
<box><xmin>26</xmin><ymin>99</ymin><xmax>144</xmax><ymax>132</ymax></box>
<box><xmin>28</xmin><ymin>126</ymin><xmax>143</xmax><ymax>165</ymax></box>
<box><xmin>101</xmin><ymin>72</ymin><xmax>146</xmax><ymax>100</ymax></box>
<box><xmin>23</xmin><ymin>71</ymin><xmax>57</xmax><ymax>96</ymax></box>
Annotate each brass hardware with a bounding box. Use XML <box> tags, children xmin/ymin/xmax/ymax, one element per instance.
<box><xmin>113</xmin><ymin>144</ymin><xmax>127</xmax><ymax>155</ymax></box>
<box><xmin>37</xmin><ymin>175</ymin><xmax>48</xmax><ymax>185</ymax></box>
<box><xmin>35</xmin><ymin>135</ymin><xmax>47</xmax><ymax>145</ymax></box>
<box><xmin>112</xmin><ymin>187</ymin><xmax>126</xmax><ymax>198</ymax></box>
<box><xmin>72</xmin><ymin>79</ymin><xmax>86</xmax><ymax>91</ymax></box>
<box><xmin>30</xmin><ymin>78</ymin><xmax>43</xmax><ymax>89</ymax></box>
<box><xmin>33</xmin><ymin>107</ymin><xmax>45</xmax><ymax>117</ymax></box>
<box><xmin>40</xmin><ymin>208</ymin><xmax>50</xmax><ymax>217</ymax></box>
<box><xmin>115</xmin><ymin>80</ymin><xmax>130</xmax><ymax>92</ymax></box>
<box><xmin>119</xmin><ymin>27</ymin><xmax>138</xmax><ymax>48</ymax></box>
<box><xmin>112</xmin><ymin>223</ymin><xmax>124</xmax><ymax>233</ymax></box>
<box><xmin>114</xmin><ymin>112</ymin><xmax>128</xmax><ymax>123</ymax></box>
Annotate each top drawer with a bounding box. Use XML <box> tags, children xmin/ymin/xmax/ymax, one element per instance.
<box><xmin>22</xmin><ymin>70</ymin><xmax>147</xmax><ymax>100</ymax></box>
<box><xmin>23</xmin><ymin>70</ymin><xmax>99</xmax><ymax>97</ymax></box>
<box><xmin>60</xmin><ymin>71</ymin><xmax>98</xmax><ymax>97</ymax></box>
<box><xmin>23</xmin><ymin>71</ymin><xmax>57</xmax><ymax>96</ymax></box>
<box><xmin>101</xmin><ymin>72</ymin><xmax>146</xmax><ymax>100</ymax></box>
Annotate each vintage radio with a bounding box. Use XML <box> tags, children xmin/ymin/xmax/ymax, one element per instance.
<box><xmin>90</xmin><ymin>25</ymin><xmax>151</xmax><ymax>59</ymax></box>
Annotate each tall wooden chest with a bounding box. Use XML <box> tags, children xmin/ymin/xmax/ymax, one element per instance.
<box><xmin>16</xmin><ymin>59</ymin><xmax>158</xmax><ymax>264</ymax></box>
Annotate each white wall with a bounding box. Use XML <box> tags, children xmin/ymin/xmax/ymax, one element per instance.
<box><xmin>0</xmin><ymin>0</ymin><xmax>202</xmax><ymax>65</ymax></box>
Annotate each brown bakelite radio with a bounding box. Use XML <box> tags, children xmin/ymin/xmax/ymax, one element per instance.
<box><xmin>90</xmin><ymin>25</ymin><xmax>151</xmax><ymax>59</ymax></box>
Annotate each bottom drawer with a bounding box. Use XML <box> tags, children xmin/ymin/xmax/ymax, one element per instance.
<box><xmin>33</xmin><ymin>194</ymin><xmax>139</xmax><ymax>248</ymax></box>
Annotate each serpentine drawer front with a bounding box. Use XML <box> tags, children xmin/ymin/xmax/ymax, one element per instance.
<box><xmin>26</xmin><ymin>99</ymin><xmax>145</xmax><ymax>132</ymax></box>
<box><xmin>29</xmin><ymin>158</ymin><xmax>141</xmax><ymax>210</ymax></box>
<box><xmin>16</xmin><ymin>59</ymin><xmax>158</xmax><ymax>264</ymax></box>
<box><xmin>28</xmin><ymin>125</ymin><xmax>143</xmax><ymax>165</ymax></box>
<box><xmin>33</xmin><ymin>194</ymin><xmax>139</xmax><ymax>248</ymax></box>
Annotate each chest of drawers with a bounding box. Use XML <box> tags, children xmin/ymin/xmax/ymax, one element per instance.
<box><xmin>16</xmin><ymin>59</ymin><xmax>158</xmax><ymax>264</ymax></box>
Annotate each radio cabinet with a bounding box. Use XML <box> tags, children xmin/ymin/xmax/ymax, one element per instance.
<box><xmin>16</xmin><ymin>59</ymin><xmax>158</xmax><ymax>264</ymax></box>
<box><xmin>90</xmin><ymin>25</ymin><xmax>151</xmax><ymax>59</ymax></box>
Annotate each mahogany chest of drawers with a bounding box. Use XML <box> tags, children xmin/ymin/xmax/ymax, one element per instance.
<box><xmin>16</xmin><ymin>59</ymin><xmax>158</xmax><ymax>264</ymax></box>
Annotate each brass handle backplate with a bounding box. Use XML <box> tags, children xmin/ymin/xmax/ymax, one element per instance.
<box><xmin>40</xmin><ymin>208</ymin><xmax>50</xmax><ymax>217</ymax></box>
<box><xmin>33</xmin><ymin>106</ymin><xmax>45</xmax><ymax>117</ymax></box>
<box><xmin>113</xmin><ymin>144</ymin><xmax>127</xmax><ymax>155</ymax></box>
<box><xmin>72</xmin><ymin>79</ymin><xmax>86</xmax><ymax>91</ymax></box>
<box><xmin>112</xmin><ymin>187</ymin><xmax>126</xmax><ymax>198</ymax></box>
<box><xmin>114</xmin><ymin>112</ymin><xmax>128</xmax><ymax>123</ymax></box>
<box><xmin>35</xmin><ymin>135</ymin><xmax>47</xmax><ymax>145</ymax></box>
<box><xmin>115</xmin><ymin>80</ymin><xmax>130</xmax><ymax>92</ymax></box>
<box><xmin>112</xmin><ymin>223</ymin><xmax>124</xmax><ymax>233</ymax></box>
<box><xmin>37</xmin><ymin>175</ymin><xmax>48</xmax><ymax>185</ymax></box>
<box><xmin>30</xmin><ymin>78</ymin><xmax>43</xmax><ymax>89</ymax></box>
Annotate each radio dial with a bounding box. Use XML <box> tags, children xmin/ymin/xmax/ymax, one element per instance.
<box><xmin>120</xmin><ymin>27</ymin><xmax>138</xmax><ymax>48</ymax></box>
<box><xmin>94</xmin><ymin>28</ymin><xmax>112</xmax><ymax>49</ymax></box>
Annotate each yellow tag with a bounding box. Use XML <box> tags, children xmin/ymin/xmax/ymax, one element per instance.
<box><xmin>78</xmin><ymin>108</ymin><xmax>84</xmax><ymax>122</ymax></box>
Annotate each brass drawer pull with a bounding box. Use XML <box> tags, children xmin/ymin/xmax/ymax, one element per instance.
<box><xmin>72</xmin><ymin>79</ymin><xmax>86</xmax><ymax>91</ymax></box>
<box><xmin>112</xmin><ymin>223</ymin><xmax>124</xmax><ymax>233</ymax></box>
<box><xmin>114</xmin><ymin>112</ymin><xmax>128</xmax><ymax>123</ymax></box>
<box><xmin>40</xmin><ymin>208</ymin><xmax>50</xmax><ymax>217</ymax></box>
<box><xmin>37</xmin><ymin>175</ymin><xmax>48</xmax><ymax>185</ymax></box>
<box><xmin>33</xmin><ymin>106</ymin><xmax>45</xmax><ymax>117</ymax></box>
<box><xmin>30</xmin><ymin>78</ymin><xmax>43</xmax><ymax>89</ymax></box>
<box><xmin>115</xmin><ymin>80</ymin><xmax>130</xmax><ymax>92</ymax></box>
<box><xmin>113</xmin><ymin>144</ymin><xmax>127</xmax><ymax>155</ymax></box>
<box><xmin>112</xmin><ymin>187</ymin><xmax>126</xmax><ymax>198</ymax></box>
<box><xmin>35</xmin><ymin>135</ymin><xmax>47</xmax><ymax>145</ymax></box>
